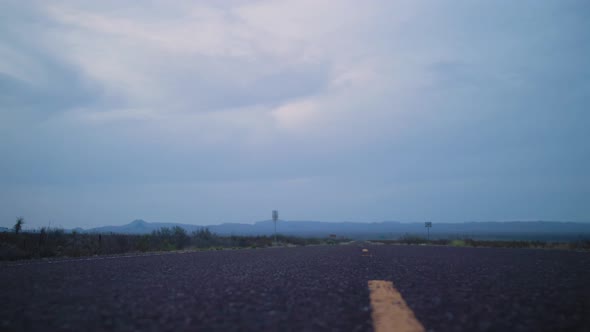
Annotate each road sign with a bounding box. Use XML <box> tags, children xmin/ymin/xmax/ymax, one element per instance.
<box><xmin>425</xmin><ymin>222</ymin><xmax>432</xmax><ymax>228</ymax></box>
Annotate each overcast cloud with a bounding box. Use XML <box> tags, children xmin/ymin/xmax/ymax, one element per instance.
<box><xmin>1</xmin><ymin>0</ymin><xmax>589</xmax><ymax>228</ymax></box>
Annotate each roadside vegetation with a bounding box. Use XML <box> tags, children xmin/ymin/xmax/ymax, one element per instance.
<box><xmin>372</xmin><ymin>234</ymin><xmax>590</xmax><ymax>250</ymax></box>
<box><xmin>0</xmin><ymin>221</ymin><xmax>348</xmax><ymax>261</ymax></box>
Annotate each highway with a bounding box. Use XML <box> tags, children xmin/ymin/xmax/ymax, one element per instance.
<box><xmin>1</xmin><ymin>244</ymin><xmax>589</xmax><ymax>331</ymax></box>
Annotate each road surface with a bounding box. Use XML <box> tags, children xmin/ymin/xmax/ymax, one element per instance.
<box><xmin>1</xmin><ymin>244</ymin><xmax>589</xmax><ymax>331</ymax></box>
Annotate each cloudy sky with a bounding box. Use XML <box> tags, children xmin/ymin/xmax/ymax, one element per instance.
<box><xmin>1</xmin><ymin>0</ymin><xmax>588</xmax><ymax>228</ymax></box>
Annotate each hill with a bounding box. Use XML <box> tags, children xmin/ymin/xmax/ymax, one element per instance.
<box><xmin>81</xmin><ymin>220</ymin><xmax>590</xmax><ymax>241</ymax></box>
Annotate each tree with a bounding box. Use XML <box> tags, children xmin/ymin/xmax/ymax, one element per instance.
<box><xmin>14</xmin><ymin>217</ymin><xmax>24</xmax><ymax>234</ymax></box>
<box><xmin>194</xmin><ymin>227</ymin><xmax>213</xmax><ymax>241</ymax></box>
<box><xmin>172</xmin><ymin>226</ymin><xmax>189</xmax><ymax>249</ymax></box>
<box><xmin>192</xmin><ymin>228</ymin><xmax>215</xmax><ymax>248</ymax></box>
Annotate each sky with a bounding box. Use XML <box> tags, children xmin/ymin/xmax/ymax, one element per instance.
<box><xmin>1</xmin><ymin>0</ymin><xmax>589</xmax><ymax>229</ymax></box>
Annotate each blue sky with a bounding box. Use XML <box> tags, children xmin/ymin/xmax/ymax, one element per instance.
<box><xmin>1</xmin><ymin>0</ymin><xmax>589</xmax><ymax>228</ymax></box>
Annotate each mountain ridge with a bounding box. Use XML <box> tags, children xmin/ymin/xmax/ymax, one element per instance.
<box><xmin>76</xmin><ymin>219</ymin><xmax>590</xmax><ymax>241</ymax></box>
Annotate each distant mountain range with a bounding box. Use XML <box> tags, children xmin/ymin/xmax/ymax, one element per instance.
<box><xmin>75</xmin><ymin>219</ymin><xmax>590</xmax><ymax>241</ymax></box>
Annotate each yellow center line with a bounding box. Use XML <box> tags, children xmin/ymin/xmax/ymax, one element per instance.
<box><xmin>368</xmin><ymin>280</ymin><xmax>425</xmax><ymax>332</ymax></box>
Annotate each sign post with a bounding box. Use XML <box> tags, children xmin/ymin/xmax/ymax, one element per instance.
<box><xmin>425</xmin><ymin>222</ymin><xmax>432</xmax><ymax>241</ymax></box>
<box><xmin>272</xmin><ymin>210</ymin><xmax>279</xmax><ymax>246</ymax></box>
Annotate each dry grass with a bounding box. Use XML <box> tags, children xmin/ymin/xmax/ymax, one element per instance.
<box><xmin>0</xmin><ymin>228</ymin><xmax>349</xmax><ymax>261</ymax></box>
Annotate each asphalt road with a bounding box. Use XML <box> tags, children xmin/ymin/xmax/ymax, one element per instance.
<box><xmin>1</xmin><ymin>244</ymin><xmax>589</xmax><ymax>331</ymax></box>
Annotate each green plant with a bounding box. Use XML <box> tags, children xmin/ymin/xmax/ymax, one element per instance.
<box><xmin>13</xmin><ymin>217</ymin><xmax>24</xmax><ymax>234</ymax></box>
<box><xmin>399</xmin><ymin>234</ymin><xmax>427</xmax><ymax>245</ymax></box>
<box><xmin>450</xmin><ymin>240</ymin><xmax>466</xmax><ymax>247</ymax></box>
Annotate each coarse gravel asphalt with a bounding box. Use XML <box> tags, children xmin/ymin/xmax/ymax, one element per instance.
<box><xmin>1</xmin><ymin>243</ymin><xmax>589</xmax><ymax>331</ymax></box>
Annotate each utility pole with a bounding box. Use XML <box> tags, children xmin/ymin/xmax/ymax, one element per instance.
<box><xmin>272</xmin><ymin>210</ymin><xmax>279</xmax><ymax>246</ymax></box>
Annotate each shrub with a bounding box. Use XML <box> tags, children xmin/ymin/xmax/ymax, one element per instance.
<box><xmin>399</xmin><ymin>234</ymin><xmax>428</xmax><ymax>245</ymax></box>
<box><xmin>450</xmin><ymin>240</ymin><xmax>466</xmax><ymax>247</ymax></box>
<box><xmin>569</xmin><ymin>239</ymin><xmax>590</xmax><ymax>250</ymax></box>
<box><xmin>13</xmin><ymin>217</ymin><xmax>24</xmax><ymax>234</ymax></box>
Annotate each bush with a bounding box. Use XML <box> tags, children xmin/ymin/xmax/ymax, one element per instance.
<box><xmin>569</xmin><ymin>239</ymin><xmax>590</xmax><ymax>250</ymax></box>
<box><xmin>14</xmin><ymin>217</ymin><xmax>24</xmax><ymax>234</ymax></box>
<box><xmin>399</xmin><ymin>234</ymin><xmax>428</xmax><ymax>245</ymax></box>
<box><xmin>192</xmin><ymin>228</ymin><xmax>217</xmax><ymax>248</ymax></box>
<box><xmin>0</xmin><ymin>243</ymin><xmax>29</xmax><ymax>260</ymax></box>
